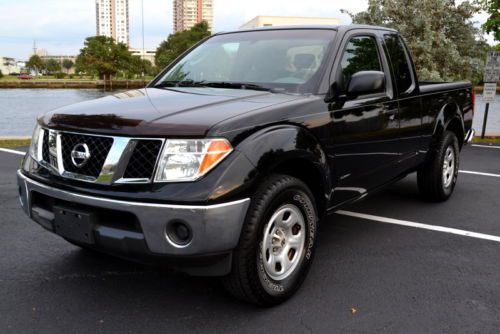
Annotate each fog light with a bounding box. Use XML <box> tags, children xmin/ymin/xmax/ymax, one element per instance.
<box><xmin>166</xmin><ymin>220</ymin><xmax>192</xmax><ymax>247</ymax></box>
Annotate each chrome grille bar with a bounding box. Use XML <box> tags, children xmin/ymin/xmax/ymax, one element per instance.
<box><xmin>37</xmin><ymin>129</ymin><xmax>165</xmax><ymax>185</ymax></box>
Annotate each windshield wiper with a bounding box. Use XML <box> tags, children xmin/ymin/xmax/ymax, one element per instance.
<box><xmin>200</xmin><ymin>81</ymin><xmax>273</xmax><ymax>92</ymax></box>
<box><xmin>155</xmin><ymin>80</ymin><xmax>280</xmax><ymax>93</ymax></box>
<box><xmin>155</xmin><ymin>80</ymin><xmax>206</xmax><ymax>88</ymax></box>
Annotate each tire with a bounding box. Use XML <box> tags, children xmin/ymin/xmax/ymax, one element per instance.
<box><xmin>222</xmin><ymin>174</ymin><xmax>318</xmax><ymax>306</ymax></box>
<box><xmin>417</xmin><ymin>130</ymin><xmax>460</xmax><ymax>202</ymax></box>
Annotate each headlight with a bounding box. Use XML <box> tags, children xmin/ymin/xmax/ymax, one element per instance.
<box><xmin>154</xmin><ymin>138</ymin><xmax>233</xmax><ymax>182</ymax></box>
<box><xmin>28</xmin><ymin>123</ymin><xmax>43</xmax><ymax>161</ymax></box>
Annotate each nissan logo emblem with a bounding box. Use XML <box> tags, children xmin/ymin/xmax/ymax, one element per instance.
<box><xmin>71</xmin><ymin>143</ymin><xmax>91</xmax><ymax>168</ymax></box>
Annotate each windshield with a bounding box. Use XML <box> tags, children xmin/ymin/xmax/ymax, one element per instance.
<box><xmin>154</xmin><ymin>29</ymin><xmax>337</xmax><ymax>94</ymax></box>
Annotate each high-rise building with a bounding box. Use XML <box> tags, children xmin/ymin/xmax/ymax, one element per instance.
<box><xmin>173</xmin><ymin>0</ymin><xmax>213</xmax><ymax>33</ymax></box>
<box><xmin>240</xmin><ymin>16</ymin><xmax>341</xmax><ymax>29</ymax></box>
<box><xmin>95</xmin><ymin>0</ymin><xmax>130</xmax><ymax>45</ymax></box>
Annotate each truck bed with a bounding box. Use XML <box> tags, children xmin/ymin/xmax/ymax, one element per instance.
<box><xmin>419</xmin><ymin>81</ymin><xmax>472</xmax><ymax>94</ymax></box>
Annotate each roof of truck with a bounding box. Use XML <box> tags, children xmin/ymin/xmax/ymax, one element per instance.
<box><xmin>216</xmin><ymin>24</ymin><xmax>398</xmax><ymax>35</ymax></box>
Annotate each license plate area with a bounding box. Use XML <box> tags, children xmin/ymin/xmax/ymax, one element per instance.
<box><xmin>54</xmin><ymin>205</ymin><xmax>96</xmax><ymax>244</ymax></box>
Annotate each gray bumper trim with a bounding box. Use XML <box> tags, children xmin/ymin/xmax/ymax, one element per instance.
<box><xmin>17</xmin><ymin>170</ymin><xmax>250</xmax><ymax>256</ymax></box>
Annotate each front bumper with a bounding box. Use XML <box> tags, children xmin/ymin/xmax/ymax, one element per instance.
<box><xmin>17</xmin><ymin>170</ymin><xmax>250</xmax><ymax>274</ymax></box>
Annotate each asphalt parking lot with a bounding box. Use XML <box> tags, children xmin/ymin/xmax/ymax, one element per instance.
<box><xmin>1</xmin><ymin>144</ymin><xmax>499</xmax><ymax>333</ymax></box>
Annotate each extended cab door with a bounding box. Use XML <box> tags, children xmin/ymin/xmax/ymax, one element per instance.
<box><xmin>382</xmin><ymin>34</ymin><xmax>422</xmax><ymax>170</ymax></box>
<box><xmin>329</xmin><ymin>31</ymin><xmax>401</xmax><ymax>205</ymax></box>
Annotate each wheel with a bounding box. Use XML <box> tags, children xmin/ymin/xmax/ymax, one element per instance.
<box><xmin>417</xmin><ymin>130</ymin><xmax>460</xmax><ymax>202</ymax></box>
<box><xmin>222</xmin><ymin>174</ymin><xmax>318</xmax><ymax>306</ymax></box>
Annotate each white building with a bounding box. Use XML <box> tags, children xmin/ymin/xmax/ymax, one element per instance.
<box><xmin>173</xmin><ymin>0</ymin><xmax>213</xmax><ymax>33</ymax></box>
<box><xmin>240</xmin><ymin>16</ymin><xmax>340</xmax><ymax>29</ymax></box>
<box><xmin>0</xmin><ymin>56</ymin><xmax>21</xmax><ymax>75</ymax></box>
<box><xmin>96</xmin><ymin>0</ymin><xmax>130</xmax><ymax>45</ymax></box>
<box><xmin>40</xmin><ymin>55</ymin><xmax>78</xmax><ymax>74</ymax></box>
<box><xmin>129</xmin><ymin>48</ymin><xmax>156</xmax><ymax>64</ymax></box>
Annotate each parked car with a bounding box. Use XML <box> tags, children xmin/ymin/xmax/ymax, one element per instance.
<box><xmin>18</xmin><ymin>25</ymin><xmax>474</xmax><ymax>306</ymax></box>
<box><xmin>18</xmin><ymin>75</ymin><xmax>33</xmax><ymax>80</ymax></box>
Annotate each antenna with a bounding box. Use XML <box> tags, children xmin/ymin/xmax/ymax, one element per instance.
<box><xmin>141</xmin><ymin>0</ymin><xmax>145</xmax><ymax>77</ymax></box>
<box><xmin>33</xmin><ymin>40</ymin><xmax>37</xmax><ymax>55</ymax></box>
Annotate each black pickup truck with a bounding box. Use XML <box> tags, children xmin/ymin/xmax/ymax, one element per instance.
<box><xmin>18</xmin><ymin>25</ymin><xmax>474</xmax><ymax>305</ymax></box>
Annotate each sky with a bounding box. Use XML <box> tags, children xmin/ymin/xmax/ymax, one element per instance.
<box><xmin>0</xmin><ymin>0</ymin><xmax>494</xmax><ymax>60</ymax></box>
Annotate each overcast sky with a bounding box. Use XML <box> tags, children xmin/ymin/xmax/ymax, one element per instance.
<box><xmin>0</xmin><ymin>0</ymin><xmax>494</xmax><ymax>60</ymax></box>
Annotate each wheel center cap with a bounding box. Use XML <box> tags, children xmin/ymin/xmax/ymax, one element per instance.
<box><xmin>271</xmin><ymin>229</ymin><xmax>287</xmax><ymax>252</ymax></box>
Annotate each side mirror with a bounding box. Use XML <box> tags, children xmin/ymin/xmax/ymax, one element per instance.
<box><xmin>346</xmin><ymin>71</ymin><xmax>385</xmax><ymax>98</ymax></box>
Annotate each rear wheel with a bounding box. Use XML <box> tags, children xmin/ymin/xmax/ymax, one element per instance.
<box><xmin>417</xmin><ymin>131</ymin><xmax>460</xmax><ymax>201</ymax></box>
<box><xmin>222</xmin><ymin>174</ymin><xmax>318</xmax><ymax>306</ymax></box>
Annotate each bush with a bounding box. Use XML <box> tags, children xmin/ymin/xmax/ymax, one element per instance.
<box><xmin>54</xmin><ymin>72</ymin><xmax>66</xmax><ymax>79</ymax></box>
<box><xmin>0</xmin><ymin>69</ymin><xmax>3</xmax><ymax>79</ymax></box>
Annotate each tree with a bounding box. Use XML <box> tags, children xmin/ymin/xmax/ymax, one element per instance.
<box><xmin>155</xmin><ymin>21</ymin><xmax>211</xmax><ymax>69</ymax></box>
<box><xmin>44</xmin><ymin>59</ymin><xmax>61</xmax><ymax>74</ymax></box>
<box><xmin>62</xmin><ymin>59</ymin><xmax>74</xmax><ymax>74</ymax></box>
<box><xmin>343</xmin><ymin>0</ymin><xmax>487</xmax><ymax>83</ymax></box>
<box><xmin>475</xmin><ymin>0</ymin><xmax>500</xmax><ymax>41</ymax></box>
<box><xmin>122</xmin><ymin>55</ymin><xmax>143</xmax><ymax>78</ymax></box>
<box><xmin>76</xmin><ymin>36</ymin><xmax>134</xmax><ymax>80</ymax></box>
<box><xmin>26</xmin><ymin>54</ymin><xmax>44</xmax><ymax>75</ymax></box>
<box><xmin>0</xmin><ymin>69</ymin><xmax>3</xmax><ymax>79</ymax></box>
<box><xmin>141</xmin><ymin>59</ymin><xmax>154</xmax><ymax>76</ymax></box>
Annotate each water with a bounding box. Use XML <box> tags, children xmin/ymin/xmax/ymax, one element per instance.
<box><xmin>0</xmin><ymin>89</ymin><xmax>499</xmax><ymax>137</ymax></box>
<box><xmin>0</xmin><ymin>89</ymin><xmax>116</xmax><ymax>137</ymax></box>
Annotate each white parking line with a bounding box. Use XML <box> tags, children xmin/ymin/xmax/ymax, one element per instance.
<box><xmin>459</xmin><ymin>170</ymin><xmax>500</xmax><ymax>178</ymax></box>
<box><xmin>1</xmin><ymin>148</ymin><xmax>499</xmax><ymax>179</ymax></box>
<box><xmin>336</xmin><ymin>210</ymin><xmax>500</xmax><ymax>244</ymax></box>
<box><xmin>472</xmin><ymin>144</ymin><xmax>500</xmax><ymax>149</ymax></box>
<box><xmin>0</xmin><ymin>148</ymin><xmax>26</xmax><ymax>156</ymax></box>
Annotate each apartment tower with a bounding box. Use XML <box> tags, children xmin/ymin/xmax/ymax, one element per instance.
<box><xmin>95</xmin><ymin>0</ymin><xmax>130</xmax><ymax>45</ymax></box>
<box><xmin>173</xmin><ymin>0</ymin><xmax>213</xmax><ymax>33</ymax></box>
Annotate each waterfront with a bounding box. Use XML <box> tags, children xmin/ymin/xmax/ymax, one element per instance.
<box><xmin>0</xmin><ymin>89</ymin><xmax>499</xmax><ymax>137</ymax></box>
<box><xmin>0</xmin><ymin>89</ymin><xmax>116</xmax><ymax>136</ymax></box>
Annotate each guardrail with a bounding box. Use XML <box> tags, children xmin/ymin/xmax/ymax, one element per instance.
<box><xmin>0</xmin><ymin>80</ymin><xmax>149</xmax><ymax>89</ymax></box>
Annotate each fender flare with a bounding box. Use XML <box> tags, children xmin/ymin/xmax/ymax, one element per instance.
<box><xmin>432</xmin><ymin>101</ymin><xmax>464</xmax><ymax>139</ymax></box>
<box><xmin>236</xmin><ymin>125</ymin><xmax>333</xmax><ymax>211</ymax></box>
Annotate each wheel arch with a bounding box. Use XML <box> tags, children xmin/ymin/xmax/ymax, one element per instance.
<box><xmin>237</xmin><ymin>125</ymin><xmax>332</xmax><ymax>219</ymax></box>
<box><xmin>432</xmin><ymin>101</ymin><xmax>465</xmax><ymax>148</ymax></box>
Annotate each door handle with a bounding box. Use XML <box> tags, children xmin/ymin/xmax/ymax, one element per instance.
<box><xmin>384</xmin><ymin>108</ymin><xmax>399</xmax><ymax>120</ymax></box>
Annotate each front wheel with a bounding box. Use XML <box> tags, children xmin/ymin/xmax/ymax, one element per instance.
<box><xmin>222</xmin><ymin>174</ymin><xmax>318</xmax><ymax>306</ymax></box>
<box><xmin>417</xmin><ymin>131</ymin><xmax>460</xmax><ymax>202</ymax></box>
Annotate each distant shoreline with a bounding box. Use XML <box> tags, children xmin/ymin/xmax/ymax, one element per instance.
<box><xmin>0</xmin><ymin>80</ymin><xmax>149</xmax><ymax>89</ymax></box>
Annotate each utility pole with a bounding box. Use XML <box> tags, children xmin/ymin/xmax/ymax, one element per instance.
<box><xmin>141</xmin><ymin>0</ymin><xmax>145</xmax><ymax>79</ymax></box>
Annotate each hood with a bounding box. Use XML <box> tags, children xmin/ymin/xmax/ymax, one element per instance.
<box><xmin>40</xmin><ymin>87</ymin><xmax>302</xmax><ymax>137</ymax></box>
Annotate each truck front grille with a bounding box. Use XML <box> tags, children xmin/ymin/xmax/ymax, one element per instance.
<box><xmin>60</xmin><ymin>133</ymin><xmax>114</xmax><ymax>178</ymax></box>
<box><xmin>124</xmin><ymin>140</ymin><xmax>163</xmax><ymax>179</ymax></box>
<box><xmin>38</xmin><ymin>129</ymin><xmax>165</xmax><ymax>184</ymax></box>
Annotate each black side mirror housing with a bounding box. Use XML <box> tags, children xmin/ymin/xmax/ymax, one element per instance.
<box><xmin>346</xmin><ymin>71</ymin><xmax>385</xmax><ymax>98</ymax></box>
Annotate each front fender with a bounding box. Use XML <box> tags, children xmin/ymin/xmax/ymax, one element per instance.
<box><xmin>236</xmin><ymin>125</ymin><xmax>333</xmax><ymax>202</ymax></box>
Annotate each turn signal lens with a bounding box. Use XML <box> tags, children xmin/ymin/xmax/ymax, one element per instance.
<box><xmin>198</xmin><ymin>139</ymin><xmax>232</xmax><ymax>176</ymax></box>
<box><xmin>154</xmin><ymin>138</ymin><xmax>233</xmax><ymax>182</ymax></box>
